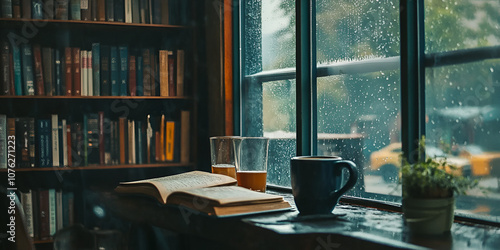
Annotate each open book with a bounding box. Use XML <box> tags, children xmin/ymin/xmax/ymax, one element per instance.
<box><xmin>114</xmin><ymin>171</ymin><xmax>291</xmax><ymax>217</ymax></box>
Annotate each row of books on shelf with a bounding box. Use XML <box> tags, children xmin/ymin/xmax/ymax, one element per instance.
<box><xmin>19</xmin><ymin>189</ymin><xmax>75</xmax><ymax>240</ymax></box>
<box><xmin>0</xmin><ymin>111</ymin><xmax>190</xmax><ymax>168</ymax></box>
<box><xmin>0</xmin><ymin>0</ymin><xmax>188</xmax><ymax>25</ymax></box>
<box><xmin>0</xmin><ymin>41</ymin><xmax>186</xmax><ymax>97</ymax></box>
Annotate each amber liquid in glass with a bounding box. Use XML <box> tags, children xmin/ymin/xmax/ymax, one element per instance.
<box><xmin>236</xmin><ymin>171</ymin><xmax>267</xmax><ymax>192</ymax></box>
<box><xmin>211</xmin><ymin>164</ymin><xmax>237</xmax><ymax>179</ymax></box>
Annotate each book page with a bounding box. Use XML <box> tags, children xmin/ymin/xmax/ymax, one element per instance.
<box><xmin>171</xmin><ymin>186</ymin><xmax>284</xmax><ymax>206</ymax></box>
<box><xmin>119</xmin><ymin>171</ymin><xmax>237</xmax><ymax>203</ymax></box>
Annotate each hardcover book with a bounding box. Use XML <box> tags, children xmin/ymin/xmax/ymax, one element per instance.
<box><xmin>55</xmin><ymin>0</ymin><xmax>69</xmax><ymax>20</ymax></box>
<box><xmin>41</xmin><ymin>47</ymin><xmax>54</xmax><ymax>96</ymax></box>
<box><xmin>33</xmin><ymin>45</ymin><xmax>45</xmax><ymax>96</ymax></box>
<box><xmin>70</xmin><ymin>0</ymin><xmax>80</xmax><ymax>20</ymax></box>
<box><xmin>91</xmin><ymin>43</ymin><xmax>100</xmax><ymax>96</ymax></box>
<box><xmin>115</xmin><ymin>171</ymin><xmax>291</xmax><ymax>217</ymax></box>
<box><xmin>21</xmin><ymin>44</ymin><xmax>35</xmax><ymax>95</ymax></box>
<box><xmin>118</xmin><ymin>46</ymin><xmax>128</xmax><ymax>96</ymax></box>
<box><xmin>0</xmin><ymin>115</ymin><xmax>5</xmax><ymax>169</ymax></box>
<box><xmin>2</xmin><ymin>0</ymin><xmax>13</xmax><ymax>18</ymax></box>
<box><xmin>72</xmin><ymin>47</ymin><xmax>81</xmax><ymax>96</ymax></box>
<box><xmin>0</xmin><ymin>40</ymin><xmax>10</xmax><ymax>95</ymax></box>
<box><xmin>12</xmin><ymin>43</ymin><xmax>22</xmax><ymax>95</ymax></box>
<box><xmin>110</xmin><ymin>46</ymin><xmax>119</xmax><ymax>96</ymax></box>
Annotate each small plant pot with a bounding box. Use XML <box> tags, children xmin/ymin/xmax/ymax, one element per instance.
<box><xmin>402</xmin><ymin>197</ymin><xmax>455</xmax><ymax>235</ymax></box>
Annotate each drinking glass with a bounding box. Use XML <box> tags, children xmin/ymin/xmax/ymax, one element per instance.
<box><xmin>210</xmin><ymin>136</ymin><xmax>241</xmax><ymax>179</ymax></box>
<box><xmin>235</xmin><ymin>137</ymin><xmax>269</xmax><ymax>192</ymax></box>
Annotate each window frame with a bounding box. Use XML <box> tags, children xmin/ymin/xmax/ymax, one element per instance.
<box><xmin>233</xmin><ymin>0</ymin><xmax>500</xmax><ymax>226</ymax></box>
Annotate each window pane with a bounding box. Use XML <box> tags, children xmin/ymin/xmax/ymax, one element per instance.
<box><xmin>315</xmin><ymin>0</ymin><xmax>401</xmax><ymax>198</ymax></box>
<box><xmin>317</xmin><ymin>71</ymin><xmax>401</xmax><ymax>197</ymax></box>
<box><xmin>424</xmin><ymin>0</ymin><xmax>500</xmax><ymax>54</ymax></box>
<box><xmin>316</xmin><ymin>0</ymin><xmax>399</xmax><ymax>62</ymax></box>
<box><xmin>263</xmin><ymin>80</ymin><xmax>296</xmax><ymax>187</ymax></box>
<box><xmin>241</xmin><ymin>0</ymin><xmax>296</xmax><ymax>187</ymax></box>
<box><xmin>425</xmin><ymin>60</ymin><xmax>500</xmax><ymax>222</ymax></box>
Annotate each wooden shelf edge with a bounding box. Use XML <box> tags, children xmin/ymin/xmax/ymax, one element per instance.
<box><xmin>0</xmin><ymin>163</ymin><xmax>195</xmax><ymax>172</ymax></box>
<box><xmin>33</xmin><ymin>239</ymin><xmax>53</xmax><ymax>244</ymax></box>
<box><xmin>0</xmin><ymin>95</ymin><xmax>190</xmax><ymax>100</ymax></box>
<box><xmin>0</xmin><ymin>18</ymin><xmax>190</xmax><ymax>29</ymax></box>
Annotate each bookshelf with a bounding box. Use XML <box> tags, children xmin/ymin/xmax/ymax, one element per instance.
<box><xmin>0</xmin><ymin>0</ymin><xmax>201</xmax><ymax>247</ymax></box>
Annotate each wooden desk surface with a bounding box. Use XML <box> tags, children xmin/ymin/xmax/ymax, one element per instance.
<box><xmin>101</xmin><ymin>190</ymin><xmax>500</xmax><ymax>250</ymax></box>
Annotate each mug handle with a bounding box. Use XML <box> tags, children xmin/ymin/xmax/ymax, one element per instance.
<box><xmin>330</xmin><ymin>160</ymin><xmax>358</xmax><ymax>201</ymax></box>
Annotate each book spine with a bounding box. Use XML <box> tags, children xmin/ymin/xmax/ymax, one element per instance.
<box><xmin>61</xmin><ymin>119</ymin><xmax>67</xmax><ymax>166</ymax></box>
<box><xmin>54</xmin><ymin>49</ymin><xmax>62</xmax><ymax>95</ymax></box>
<box><xmin>165</xmin><ymin>120</ymin><xmax>174</xmax><ymax>161</ymax></box>
<box><xmin>21</xmin><ymin>0</ymin><xmax>30</xmax><ymax>18</ymax></box>
<box><xmin>87</xmin><ymin>51</ymin><xmax>93</xmax><ymax>96</ymax></box>
<box><xmin>12</xmin><ymin>0</ymin><xmax>20</xmax><ymax>18</ymax></box>
<box><xmin>33</xmin><ymin>44</ymin><xmax>45</xmax><ymax>96</ymax></box>
<box><xmin>159</xmin><ymin>114</ymin><xmax>164</xmax><ymax>161</ymax></box>
<box><xmin>69</xmin><ymin>0</ymin><xmax>80</xmax><ymax>20</ymax></box>
<box><xmin>151</xmin><ymin>0</ymin><xmax>159</xmax><ymax>24</ymax></box>
<box><xmin>96</xmin><ymin>0</ymin><xmax>104</xmax><ymax>21</ymax></box>
<box><xmin>151</xmin><ymin>49</ymin><xmax>158</xmax><ymax>96</ymax></box>
<box><xmin>41</xmin><ymin>47</ymin><xmax>54</xmax><ymax>96</ymax></box>
<box><xmin>82</xmin><ymin>114</ymin><xmax>88</xmax><ymax>166</ymax></box>
<box><xmin>72</xmin><ymin>47</ymin><xmax>81</xmax><ymax>96</ymax></box>
<box><xmin>66</xmin><ymin>123</ymin><xmax>71</xmax><ymax>166</ymax></box>
<box><xmin>80</xmin><ymin>0</ymin><xmax>90</xmax><ymax>20</ymax></box>
<box><xmin>159</xmin><ymin>50</ymin><xmax>168</xmax><ymax>96</ymax></box>
<box><xmin>139</xmin><ymin>0</ymin><xmax>146</xmax><ymax>23</ymax></box>
<box><xmin>98</xmin><ymin>111</ymin><xmax>104</xmax><ymax>165</ymax></box>
<box><xmin>160</xmin><ymin>0</ymin><xmax>167</xmax><ymax>24</ymax></box>
<box><xmin>142</xmin><ymin>48</ymin><xmax>150</xmax><ymax>96</ymax></box>
<box><xmin>48</xmin><ymin>189</ymin><xmax>56</xmax><ymax>236</ymax></box>
<box><xmin>131</xmin><ymin>0</ymin><xmax>139</xmax><ymax>23</ymax></box>
<box><xmin>180</xmin><ymin>110</ymin><xmax>189</xmax><ymax>163</ymax></box>
<box><xmin>90</xmin><ymin>0</ymin><xmax>96</xmax><ymax>20</ymax></box>
<box><xmin>100</xmin><ymin>45</ymin><xmax>110</xmax><ymax>96</ymax></box>
<box><xmin>91</xmin><ymin>43</ymin><xmax>100</xmax><ymax>96</ymax></box>
<box><xmin>36</xmin><ymin>119</ymin><xmax>48</xmax><ymax>167</ymax></box>
<box><xmin>62</xmin><ymin>192</ymin><xmax>74</xmax><ymax>227</ymax></box>
<box><xmin>21</xmin><ymin>190</ymin><xmax>34</xmax><ymax>238</ymax></box>
<box><xmin>124</xmin><ymin>0</ymin><xmax>131</xmax><ymax>23</ymax></box>
<box><xmin>135</xmin><ymin>120</ymin><xmax>143</xmax><ymax>164</ymax></box>
<box><xmin>32</xmin><ymin>0</ymin><xmax>43</xmax><ymax>19</ymax></box>
<box><xmin>12</xmin><ymin>43</ymin><xmax>22</xmax><ymax>96</ymax></box>
<box><xmin>118</xmin><ymin>46</ymin><xmax>127</xmax><ymax>96</ymax></box>
<box><xmin>43</xmin><ymin>0</ymin><xmax>54</xmax><ymax>19</ymax></box>
<box><xmin>103</xmin><ymin>117</ymin><xmax>110</xmax><ymax>164</ymax></box>
<box><xmin>114</xmin><ymin>0</ymin><xmax>123</xmax><ymax>22</ymax></box>
<box><xmin>0</xmin><ymin>40</ymin><xmax>10</xmax><ymax>95</ymax></box>
<box><xmin>64</xmin><ymin>47</ymin><xmax>72</xmax><ymax>96</ymax></box>
<box><xmin>110</xmin><ymin>46</ymin><xmax>118</xmax><ymax>96</ymax></box>
<box><xmin>56</xmin><ymin>190</ymin><xmax>63</xmax><ymax>231</ymax></box>
<box><xmin>176</xmin><ymin>50</ymin><xmax>184</xmax><ymax>96</ymax></box>
<box><xmin>0</xmin><ymin>115</ymin><xmax>6</xmax><ymax>169</ymax></box>
<box><xmin>105</xmin><ymin>0</ymin><xmax>113</xmax><ymax>21</ymax></box>
<box><xmin>15</xmin><ymin>118</ymin><xmax>29</xmax><ymax>168</ymax></box>
<box><xmin>128</xmin><ymin>55</ymin><xmax>136</xmax><ymax>96</ymax></box>
<box><xmin>71</xmin><ymin>122</ymin><xmax>82</xmax><ymax>166</ymax></box>
<box><xmin>55</xmin><ymin>0</ymin><xmax>69</xmax><ymax>20</ymax></box>
<box><xmin>21</xmin><ymin>44</ymin><xmax>35</xmax><ymax>95</ymax></box>
<box><xmin>28</xmin><ymin>118</ymin><xmax>35</xmax><ymax>167</ymax></box>
<box><xmin>146</xmin><ymin>115</ymin><xmax>152</xmax><ymax>163</ymax></box>
<box><xmin>51</xmin><ymin>114</ymin><xmax>59</xmax><ymax>167</ymax></box>
<box><xmin>81</xmin><ymin>50</ymin><xmax>87</xmax><ymax>96</ymax></box>
<box><xmin>9</xmin><ymin>52</ymin><xmax>14</xmax><ymax>96</ymax></box>
<box><xmin>38</xmin><ymin>189</ymin><xmax>50</xmax><ymax>240</ymax></box>
<box><xmin>118</xmin><ymin>117</ymin><xmax>126</xmax><ymax>164</ymax></box>
<box><xmin>136</xmin><ymin>55</ymin><xmax>143</xmax><ymax>96</ymax></box>
<box><xmin>167</xmin><ymin>50</ymin><xmax>175</xmax><ymax>96</ymax></box>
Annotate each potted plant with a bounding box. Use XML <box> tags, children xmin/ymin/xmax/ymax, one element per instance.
<box><xmin>400</xmin><ymin>137</ymin><xmax>479</xmax><ymax>235</ymax></box>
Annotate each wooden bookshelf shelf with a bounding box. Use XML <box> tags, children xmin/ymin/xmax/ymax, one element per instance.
<box><xmin>0</xmin><ymin>95</ymin><xmax>190</xmax><ymax>100</ymax></box>
<box><xmin>0</xmin><ymin>163</ymin><xmax>195</xmax><ymax>172</ymax></box>
<box><xmin>0</xmin><ymin>18</ymin><xmax>190</xmax><ymax>30</ymax></box>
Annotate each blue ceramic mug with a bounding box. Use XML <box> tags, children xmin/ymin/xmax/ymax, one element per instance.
<box><xmin>291</xmin><ymin>156</ymin><xmax>358</xmax><ymax>215</ymax></box>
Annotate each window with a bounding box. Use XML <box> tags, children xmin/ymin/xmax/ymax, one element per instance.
<box><xmin>236</xmin><ymin>0</ymin><xmax>500</xmax><ymax>223</ymax></box>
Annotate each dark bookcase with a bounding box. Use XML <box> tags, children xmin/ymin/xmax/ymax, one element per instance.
<box><xmin>0</xmin><ymin>0</ymin><xmax>203</xmax><ymax>247</ymax></box>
